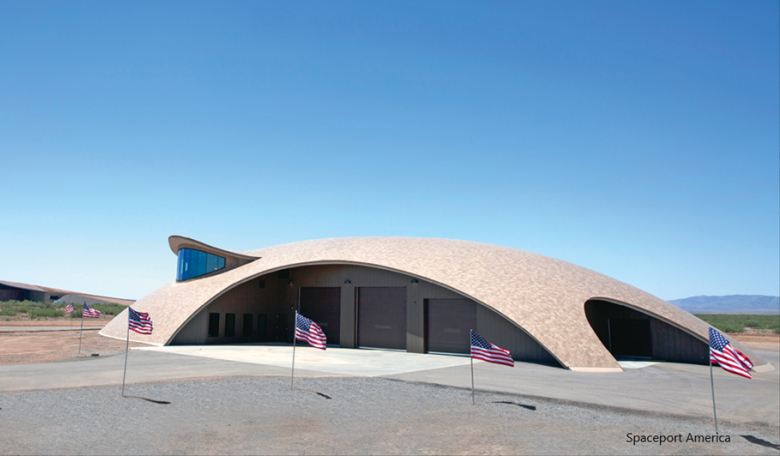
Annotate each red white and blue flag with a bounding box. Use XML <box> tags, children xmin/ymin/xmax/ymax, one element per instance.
<box><xmin>470</xmin><ymin>330</ymin><xmax>514</xmax><ymax>367</ymax></box>
<box><xmin>64</xmin><ymin>304</ymin><xmax>73</xmax><ymax>314</ymax></box>
<box><xmin>82</xmin><ymin>303</ymin><xmax>100</xmax><ymax>318</ymax></box>
<box><xmin>128</xmin><ymin>307</ymin><xmax>153</xmax><ymax>335</ymax></box>
<box><xmin>295</xmin><ymin>313</ymin><xmax>327</xmax><ymax>350</ymax></box>
<box><xmin>709</xmin><ymin>327</ymin><xmax>752</xmax><ymax>379</ymax></box>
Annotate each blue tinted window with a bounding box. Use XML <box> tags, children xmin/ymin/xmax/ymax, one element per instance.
<box><xmin>206</xmin><ymin>253</ymin><xmax>217</xmax><ymax>274</ymax></box>
<box><xmin>176</xmin><ymin>248</ymin><xmax>226</xmax><ymax>281</ymax></box>
<box><xmin>197</xmin><ymin>251</ymin><xmax>207</xmax><ymax>276</ymax></box>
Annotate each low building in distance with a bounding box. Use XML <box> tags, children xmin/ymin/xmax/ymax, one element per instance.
<box><xmin>0</xmin><ymin>280</ymin><xmax>134</xmax><ymax>306</ymax></box>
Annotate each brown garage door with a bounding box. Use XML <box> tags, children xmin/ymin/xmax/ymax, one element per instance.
<box><xmin>425</xmin><ymin>299</ymin><xmax>477</xmax><ymax>354</ymax></box>
<box><xmin>300</xmin><ymin>287</ymin><xmax>341</xmax><ymax>345</ymax></box>
<box><xmin>357</xmin><ymin>287</ymin><xmax>406</xmax><ymax>350</ymax></box>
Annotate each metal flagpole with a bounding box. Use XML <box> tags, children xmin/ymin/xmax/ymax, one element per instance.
<box><xmin>470</xmin><ymin>329</ymin><xmax>475</xmax><ymax>405</ymax></box>
<box><xmin>78</xmin><ymin>303</ymin><xmax>84</xmax><ymax>354</ymax></box>
<box><xmin>121</xmin><ymin>309</ymin><xmax>131</xmax><ymax>397</ymax></box>
<box><xmin>471</xmin><ymin>357</ymin><xmax>475</xmax><ymax>405</ymax></box>
<box><xmin>709</xmin><ymin>351</ymin><xmax>719</xmax><ymax>434</ymax></box>
<box><xmin>291</xmin><ymin>311</ymin><xmax>298</xmax><ymax>390</ymax></box>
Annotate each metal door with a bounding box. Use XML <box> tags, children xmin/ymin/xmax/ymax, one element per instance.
<box><xmin>300</xmin><ymin>287</ymin><xmax>341</xmax><ymax>345</ymax></box>
<box><xmin>357</xmin><ymin>287</ymin><xmax>406</xmax><ymax>350</ymax></box>
<box><xmin>425</xmin><ymin>299</ymin><xmax>476</xmax><ymax>354</ymax></box>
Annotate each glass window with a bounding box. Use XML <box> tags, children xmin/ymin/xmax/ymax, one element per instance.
<box><xmin>197</xmin><ymin>251</ymin><xmax>207</xmax><ymax>277</ymax></box>
<box><xmin>225</xmin><ymin>313</ymin><xmax>235</xmax><ymax>337</ymax></box>
<box><xmin>176</xmin><ymin>248</ymin><xmax>227</xmax><ymax>281</ymax></box>
<box><xmin>208</xmin><ymin>313</ymin><xmax>220</xmax><ymax>337</ymax></box>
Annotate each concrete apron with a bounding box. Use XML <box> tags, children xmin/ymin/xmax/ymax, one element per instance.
<box><xmin>134</xmin><ymin>345</ymin><xmax>473</xmax><ymax>377</ymax></box>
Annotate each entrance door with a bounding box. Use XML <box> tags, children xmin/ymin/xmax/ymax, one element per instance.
<box><xmin>274</xmin><ymin>314</ymin><xmax>289</xmax><ymax>342</ymax></box>
<box><xmin>257</xmin><ymin>314</ymin><xmax>267</xmax><ymax>341</ymax></box>
<box><xmin>300</xmin><ymin>287</ymin><xmax>341</xmax><ymax>345</ymax></box>
<box><xmin>425</xmin><ymin>299</ymin><xmax>476</xmax><ymax>354</ymax></box>
<box><xmin>357</xmin><ymin>287</ymin><xmax>406</xmax><ymax>350</ymax></box>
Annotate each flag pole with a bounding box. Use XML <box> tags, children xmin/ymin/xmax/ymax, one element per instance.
<box><xmin>78</xmin><ymin>302</ymin><xmax>84</xmax><ymax>354</ymax></box>
<box><xmin>291</xmin><ymin>310</ymin><xmax>297</xmax><ymax>391</ymax></box>
<box><xmin>471</xmin><ymin>357</ymin><xmax>475</xmax><ymax>405</ymax></box>
<box><xmin>121</xmin><ymin>308</ymin><xmax>131</xmax><ymax>397</ymax></box>
<box><xmin>470</xmin><ymin>329</ymin><xmax>475</xmax><ymax>405</ymax></box>
<box><xmin>709</xmin><ymin>351</ymin><xmax>719</xmax><ymax>434</ymax></box>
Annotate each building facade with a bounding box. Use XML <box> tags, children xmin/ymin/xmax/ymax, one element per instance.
<box><xmin>99</xmin><ymin>236</ymin><xmax>772</xmax><ymax>372</ymax></box>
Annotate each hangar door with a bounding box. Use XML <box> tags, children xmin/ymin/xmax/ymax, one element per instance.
<box><xmin>425</xmin><ymin>299</ymin><xmax>476</xmax><ymax>354</ymax></box>
<box><xmin>300</xmin><ymin>287</ymin><xmax>341</xmax><ymax>345</ymax></box>
<box><xmin>357</xmin><ymin>287</ymin><xmax>406</xmax><ymax>350</ymax></box>
<box><xmin>585</xmin><ymin>299</ymin><xmax>708</xmax><ymax>364</ymax></box>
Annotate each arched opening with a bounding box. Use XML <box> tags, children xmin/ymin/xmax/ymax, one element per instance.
<box><xmin>584</xmin><ymin>299</ymin><xmax>708</xmax><ymax>364</ymax></box>
<box><xmin>171</xmin><ymin>263</ymin><xmax>562</xmax><ymax>367</ymax></box>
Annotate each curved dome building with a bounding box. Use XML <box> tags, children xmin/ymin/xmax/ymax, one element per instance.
<box><xmin>100</xmin><ymin>236</ymin><xmax>771</xmax><ymax>372</ymax></box>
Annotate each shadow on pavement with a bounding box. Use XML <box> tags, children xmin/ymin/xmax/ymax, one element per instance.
<box><xmin>741</xmin><ymin>435</ymin><xmax>780</xmax><ymax>450</ymax></box>
<box><xmin>123</xmin><ymin>395</ymin><xmax>171</xmax><ymax>405</ymax></box>
<box><xmin>492</xmin><ymin>400</ymin><xmax>536</xmax><ymax>411</ymax></box>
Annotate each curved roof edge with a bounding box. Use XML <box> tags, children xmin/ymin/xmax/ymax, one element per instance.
<box><xmin>168</xmin><ymin>235</ymin><xmax>260</xmax><ymax>261</ymax></box>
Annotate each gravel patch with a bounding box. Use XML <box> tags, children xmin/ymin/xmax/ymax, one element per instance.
<box><xmin>1</xmin><ymin>377</ymin><xmax>778</xmax><ymax>455</ymax></box>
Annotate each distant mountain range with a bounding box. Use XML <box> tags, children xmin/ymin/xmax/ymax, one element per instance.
<box><xmin>669</xmin><ymin>295</ymin><xmax>779</xmax><ymax>314</ymax></box>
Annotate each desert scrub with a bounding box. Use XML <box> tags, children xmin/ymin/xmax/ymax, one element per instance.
<box><xmin>695</xmin><ymin>314</ymin><xmax>780</xmax><ymax>334</ymax></box>
<box><xmin>31</xmin><ymin>309</ymin><xmax>65</xmax><ymax>318</ymax></box>
<box><xmin>0</xmin><ymin>300</ymin><xmax>126</xmax><ymax>318</ymax></box>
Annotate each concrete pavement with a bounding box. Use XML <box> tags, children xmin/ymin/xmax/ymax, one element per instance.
<box><xmin>1</xmin><ymin>344</ymin><xmax>776</xmax><ymax>427</ymax></box>
<box><xmin>134</xmin><ymin>344</ymin><xmax>473</xmax><ymax>376</ymax></box>
<box><xmin>387</xmin><ymin>349</ymin><xmax>780</xmax><ymax>427</ymax></box>
<box><xmin>0</xmin><ymin>350</ymin><xmax>337</xmax><ymax>392</ymax></box>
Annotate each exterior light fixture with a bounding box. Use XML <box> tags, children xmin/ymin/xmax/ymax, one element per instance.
<box><xmin>344</xmin><ymin>279</ymin><xmax>351</xmax><ymax>284</ymax></box>
<box><xmin>288</xmin><ymin>280</ymin><xmax>294</xmax><ymax>286</ymax></box>
<box><xmin>411</xmin><ymin>279</ymin><xmax>419</xmax><ymax>284</ymax></box>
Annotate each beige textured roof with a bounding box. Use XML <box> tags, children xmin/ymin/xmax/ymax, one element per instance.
<box><xmin>100</xmin><ymin>236</ymin><xmax>768</xmax><ymax>370</ymax></box>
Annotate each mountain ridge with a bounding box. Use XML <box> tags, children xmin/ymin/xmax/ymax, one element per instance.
<box><xmin>669</xmin><ymin>295</ymin><xmax>779</xmax><ymax>314</ymax></box>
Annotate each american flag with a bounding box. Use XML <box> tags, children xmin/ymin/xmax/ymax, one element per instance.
<box><xmin>82</xmin><ymin>303</ymin><xmax>101</xmax><ymax>318</ymax></box>
<box><xmin>64</xmin><ymin>304</ymin><xmax>73</xmax><ymax>314</ymax></box>
<box><xmin>128</xmin><ymin>307</ymin><xmax>153</xmax><ymax>335</ymax></box>
<box><xmin>295</xmin><ymin>313</ymin><xmax>327</xmax><ymax>350</ymax></box>
<box><xmin>470</xmin><ymin>330</ymin><xmax>514</xmax><ymax>367</ymax></box>
<box><xmin>709</xmin><ymin>327</ymin><xmax>752</xmax><ymax>379</ymax></box>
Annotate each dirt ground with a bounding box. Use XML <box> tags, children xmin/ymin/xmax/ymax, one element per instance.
<box><xmin>1</xmin><ymin>320</ymin><xmax>777</xmax><ymax>366</ymax></box>
<box><xmin>0</xmin><ymin>316</ymin><xmax>111</xmax><ymax>325</ymax></box>
<box><xmin>728</xmin><ymin>332</ymin><xmax>780</xmax><ymax>351</ymax></box>
<box><xmin>0</xmin><ymin>328</ymin><xmax>145</xmax><ymax>365</ymax></box>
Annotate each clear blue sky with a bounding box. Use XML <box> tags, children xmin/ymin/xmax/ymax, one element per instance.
<box><xmin>1</xmin><ymin>1</ymin><xmax>778</xmax><ymax>301</ymax></box>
